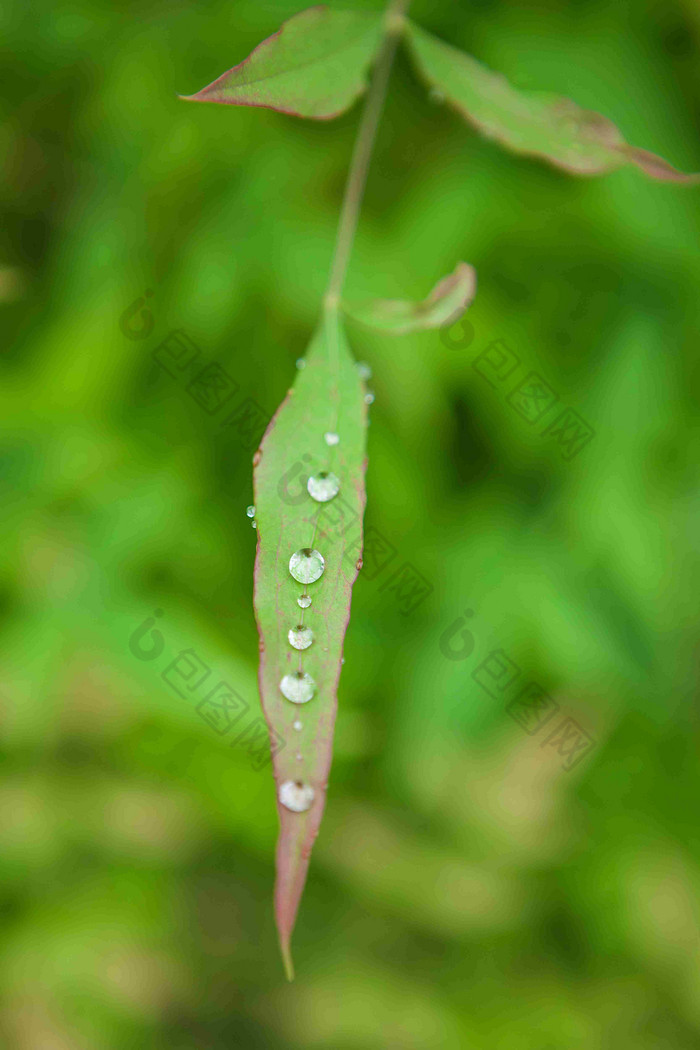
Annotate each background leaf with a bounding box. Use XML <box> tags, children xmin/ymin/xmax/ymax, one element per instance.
<box><xmin>404</xmin><ymin>21</ymin><xmax>699</xmax><ymax>181</ymax></box>
<box><xmin>180</xmin><ymin>6</ymin><xmax>383</xmax><ymax>119</ymax></box>
<box><xmin>344</xmin><ymin>261</ymin><xmax>476</xmax><ymax>334</ymax></box>
<box><xmin>252</xmin><ymin>307</ymin><xmax>367</xmax><ymax>976</ymax></box>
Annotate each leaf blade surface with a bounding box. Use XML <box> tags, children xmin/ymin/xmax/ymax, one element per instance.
<box><xmin>404</xmin><ymin>22</ymin><xmax>698</xmax><ymax>181</ymax></box>
<box><xmin>181</xmin><ymin>6</ymin><xmax>384</xmax><ymax>119</ymax></box>
<box><xmin>252</xmin><ymin>308</ymin><xmax>367</xmax><ymax>975</ymax></box>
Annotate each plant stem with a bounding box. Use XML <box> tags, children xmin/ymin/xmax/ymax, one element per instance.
<box><xmin>324</xmin><ymin>0</ymin><xmax>411</xmax><ymax>308</ymax></box>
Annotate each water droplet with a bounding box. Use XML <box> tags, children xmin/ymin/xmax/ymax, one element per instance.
<box><xmin>288</xmin><ymin>624</ymin><xmax>314</xmax><ymax>650</ymax></box>
<box><xmin>297</xmin><ymin>594</ymin><xmax>312</xmax><ymax>609</ymax></box>
<box><xmin>289</xmin><ymin>548</ymin><xmax>325</xmax><ymax>584</ymax></box>
<box><xmin>324</xmin><ymin>432</ymin><xmax>340</xmax><ymax>446</ymax></box>
<box><xmin>307</xmin><ymin>471</ymin><xmax>340</xmax><ymax>503</ymax></box>
<box><xmin>341</xmin><ymin>658</ymin><xmax>345</xmax><ymax>664</ymax></box>
<box><xmin>279</xmin><ymin>779</ymin><xmax>314</xmax><ymax>812</ymax></box>
<box><xmin>280</xmin><ymin>671</ymin><xmax>316</xmax><ymax>704</ymax></box>
<box><xmin>364</xmin><ymin>391</ymin><xmax>375</xmax><ymax>405</ymax></box>
<box><xmin>429</xmin><ymin>87</ymin><xmax>446</xmax><ymax>104</ymax></box>
<box><xmin>246</xmin><ymin>505</ymin><xmax>255</xmax><ymax>518</ymax></box>
<box><xmin>296</xmin><ymin>752</ymin><xmax>303</xmax><ymax>761</ymax></box>
<box><xmin>296</xmin><ymin>358</ymin><xmax>306</xmax><ymax>370</ymax></box>
<box><xmin>251</xmin><ymin>519</ymin><xmax>257</xmax><ymax>529</ymax></box>
<box><xmin>356</xmin><ymin>557</ymin><xmax>363</xmax><ymax>571</ymax></box>
<box><xmin>293</xmin><ymin>719</ymin><xmax>303</xmax><ymax>731</ymax></box>
<box><xmin>253</xmin><ymin>450</ymin><xmax>262</xmax><ymax>466</ymax></box>
<box><xmin>357</xmin><ymin>362</ymin><xmax>372</xmax><ymax>380</ymax></box>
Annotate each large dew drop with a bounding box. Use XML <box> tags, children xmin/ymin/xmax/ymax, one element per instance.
<box><xmin>289</xmin><ymin>548</ymin><xmax>325</xmax><ymax>584</ymax></box>
<box><xmin>307</xmin><ymin>472</ymin><xmax>340</xmax><ymax>503</ymax></box>
<box><xmin>297</xmin><ymin>594</ymin><xmax>312</xmax><ymax>609</ymax></box>
<box><xmin>280</xmin><ymin>671</ymin><xmax>316</xmax><ymax>704</ymax></box>
<box><xmin>279</xmin><ymin>780</ymin><xmax>315</xmax><ymax>813</ymax></box>
<box><xmin>288</xmin><ymin>624</ymin><xmax>314</xmax><ymax>651</ymax></box>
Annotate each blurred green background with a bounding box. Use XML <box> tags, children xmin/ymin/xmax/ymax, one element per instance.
<box><xmin>2</xmin><ymin>0</ymin><xmax>700</xmax><ymax>1045</ymax></box>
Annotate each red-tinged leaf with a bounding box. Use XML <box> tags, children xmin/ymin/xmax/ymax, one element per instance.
<box><xmin>404</xmin><ymin>21</ymin><xmax>699</xmax><ymax>181</ymax></box>
<box><xmin>252</xmin><ymin>307</ymin><xmax>367</xmax><ymax>978</ymax></box>
<box><xmin>344</xmin><ymin>261</ymin><xmax>476</xmax><ymax>334</ymax></box>
<box><xmin>179</xmin><ymin>6</ymin><xmax>384</xmax><ymax>120</ymax></box>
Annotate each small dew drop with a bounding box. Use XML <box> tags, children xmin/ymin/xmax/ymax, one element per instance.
<box><xmin>251</xmin><ymin>519</ymin><xmax>257</xmax><ymax>529</ymax></box>
<box><xmin>293</xmin><ymin>720</ymin><xmax>303</xmax><ymax>731</ymax></box>
<box><xmin>288</xmin><ymin>624</ymin><xmax>314</xmax><ymax>650</ymax></box>
<box><xmin>307</xmin><ymin>471</ymin><xmax>340</xmax><ymax>503</ymax></box>
<box><xmin>297</xmin><ymin>594</ymin><xmax>312</xmax><ymax>609</ymax></box>
<box><xmin>253</xmin><ymin>450</ymin><xmax>262</xmax><ymax>466</ymax></box>
<box><xmin>296</xmin><ymin>752</ymin><xmax>303</xmax><ymax>761</ymax></box>
<box><xmin>296</xmin><ymin>358</ymin><xmax>306</xmax><ymax>370</ymax></box>
<box><xmin>364</xmin><ymin>391</ymin><xmax>375</xmax><ymax>405</ymax></box>
<box><xmin>289</xmin><ymin>547</ymin><xmax>325</xmax><ymax>584</ymax></box>
<box><xmin>341</xmin><ymin>658</ymin><xmax>345</xmax><ymax>664</ymax></box>
<box><xmin>246</xmin><ymin>505</ymin><xmax>255</xmax><ymax>518</ymax></box>
<box><xmin>357</xmin><ymin>362</ymin><xmax>372</xmax><ymax>381</ymax></box>
<box><xmin>280</xmin><ymin>671</ymin><xmax>316</xmax><ymax>704</ymax></box>
<box><xmin>356</xmin><ymin>557</ymin><xmax>363</xmax><ymax>571</ymax></box>
<box><xmin>429</xmin><ymin>87</ymin><xmax>446</xmax><ymax>104</ymax></box>
<box><xmin>279</xmin><ymin>779</ymin><xmax>314</xmax><ymax>813</ymax></box>
<box><xmin>324</xmin><ymin>432</ymin><xmax>340</xmax><ymax>446</ymax></box>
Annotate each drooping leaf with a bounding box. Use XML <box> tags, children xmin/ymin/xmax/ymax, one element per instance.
<box><xmin>252</xmin><ymin>307</ymin><xmax>367</xmax><ymax>978</ymax></box>
<box><xmin>180</xmin><ymin>6</ymin><xmax>384</xmax><ymax>120</ymax></box>
<box><xmin>404</xmin><ymin>22</ymin><xmax>699</xmax><ymax>181</ymax></box>
<box><xmin>344</xmin><ymin>261</ymin><xmax>476</xmax><ymax>334</ymax></box>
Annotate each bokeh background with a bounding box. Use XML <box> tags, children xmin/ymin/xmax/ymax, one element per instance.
<box><xmin>2</xmin><ymin>0</ymin><xmax>700</xmax><ymax>1045</ymax></box>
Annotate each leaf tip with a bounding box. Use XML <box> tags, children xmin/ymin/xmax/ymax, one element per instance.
<box><xmin>280</xmin><ymin>939</ymin><xmax>296</xmax><ymax>982</ymax></box>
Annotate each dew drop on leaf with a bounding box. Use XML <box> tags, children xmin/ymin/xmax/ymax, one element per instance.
<box><xmin>280</xmin><ymin>671</ymin><xmax>316</xmax><ymax>704</ymax></box>
<box><xmin>296</xmin><ymin>358</ymin><xmax>306</xmax><ymax>370</ymax></box>
<box><xmin>289</xmin><ymin>548</ymin><xmax>325</xmax><ymax>583</ymax></box>
<box><xmin>279</xmin><ymin>780</ymin><xmax>315</xmax><ymax>813</ymax></box>
<box><xmin>357</xmin><ymin>362</ymin><xmax>372</xmax><ymax>380</ymax></box>
<box><xmin>307</xmin><ymin>472</ymin><xmax>340</xmax><ymax>503</ymax></box>
<box><xmin>364</xmin><ymin>391</ymin><xmax>375</xmax><ymax>405</ymax></box>
<box><xmin>324</xmin><ymin>432</ymin><xmax>340</xmax><ymax>446</ymax></box>
<box><xmin>293</xmin><ymin>720</ymin><xmax>303</xmax><ymax>731</ymax></box>
<box><xmin>288</xmin><ymin>624</ymin><xmax>314</xmax><ymax>650</ymax></box>
<box><xmin>297</xmin><ymin>594</ymin><xmax>312</xmax><ymax>609</ymax></box>
<box><xmin>246</xmin><ymin>505</ymin><xmax>256</xmax><ymax>518</ymax></box>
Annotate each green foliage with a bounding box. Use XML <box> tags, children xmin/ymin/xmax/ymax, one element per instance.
<box><xmin>181</xmin><ymin>7</ymin><xmax>383</xmax><ymax>119</ymax></box>
<box><xmin>404</xmin><ymin>20</ymin><xmax>698</xmax><ymax>180</ymax></box>
<box><xmin>252</xmin><ymin>309</ymin><xmax>367</xmax><ymax>976</ymax></box>
<box><xmin>181</xmin><ymin>0</ymin><xmax>696</xmax><ymax>971</ymax></box>
<box><xmin>344</xmin><ymin>261</ymin><xmax>476</xmax><ymax>334</ymax></box>
<box><xmin>2</xmin><ymin>0</ymin><xmax>700</xmax><ymax>1041</ymax></box>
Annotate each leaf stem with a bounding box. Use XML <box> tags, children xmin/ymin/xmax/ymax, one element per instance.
<box><xmin>324</xmin><ymin>0</ymin><xmax>411</xmax><ymax>308</ymax></box>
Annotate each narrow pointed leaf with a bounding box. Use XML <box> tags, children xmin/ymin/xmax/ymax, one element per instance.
<box><xmin>253</xmin><ymin>308</ymin><xmax>367</xmax><ymax>975</ymax></box>
<box><xmin>180</xmin><ymin>6</ymin><xmax>384</xmax><ymax>120</ymax></box>
<box><xmin>404</xmin><ymin>22</ymin><xmax>699</xmax><ymax>181</ymax></box>
<box><xmin>344</xmin><ymin>261</ymin><xmax>476</xmax><ymax>334</ymax></box>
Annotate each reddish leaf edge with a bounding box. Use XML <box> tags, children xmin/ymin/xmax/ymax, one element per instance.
<box><xmin>344</xmin><ymin>260</ymin><xmax>477</xmax><ymax>333</ymax></box>
<box><xmin>178</xmin><ymin>4</ymin><xmax>374</xmax><ymax>122</ymax></box>
<box><xmin>252</xmin><ymin>341</ymin><xmax>368</xmax><ymax>981</ymax></box>
<box><xmin>402</xmin><ymin>27</ymin><xmax>699</xmax><ymax>183</ymax></box>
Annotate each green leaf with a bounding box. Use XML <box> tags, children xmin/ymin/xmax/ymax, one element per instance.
<box><xmin>180</xmin><ymin>6</ymin><xmax>384</xmax><ymax>120</ymax></box>
<box><xmin>344</xmin><ymin>261</ymin><xmax>476</xmax><ymax>334</ymax></box>
<box><xmin>404</xmin><ymin>22</ymin><xmax>699</xmax><ymax>181</ymax></box>
<box><xmin>252</xmin><ymin>307</ymin><xmax>367</xmax><ymax>978</ymax></box>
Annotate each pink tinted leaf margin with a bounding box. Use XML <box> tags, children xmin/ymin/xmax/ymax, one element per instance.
<box><xmin>179</xmin><ymin>5</ymin><xmax>384</xmax><ymax>121</ymax></box>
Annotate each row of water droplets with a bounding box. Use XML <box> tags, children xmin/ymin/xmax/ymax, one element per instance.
<box><xmin>254</xmin><ymin>358</ymin><xmax>373</xmax><ymax>815</ymax></box>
